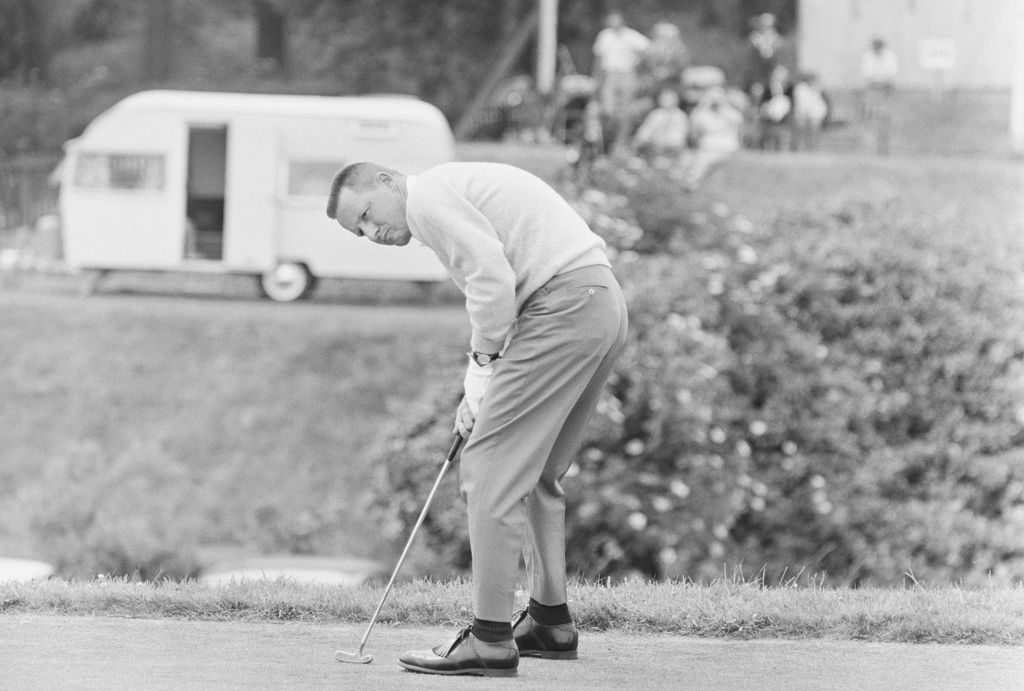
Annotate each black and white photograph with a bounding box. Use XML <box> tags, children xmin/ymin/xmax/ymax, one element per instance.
<box><xmin>1</xmin><ymin>1</ymin><xmax>1022</xmax><ymax>687</ymax></box>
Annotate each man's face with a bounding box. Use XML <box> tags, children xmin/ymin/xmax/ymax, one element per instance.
<box><xmin>334</xmin><ymin>174</ymin><xmax>411</xmax><ymax>246</ymax></box>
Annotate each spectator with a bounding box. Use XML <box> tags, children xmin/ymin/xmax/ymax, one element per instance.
<box><xmin>757</xmin><ymin>64</ymin><xmax>793</xmax><ymax>150</ymax></box>
<box><xmin>568</xmin><ymin>97</ymin><xmax>605</xmax><ymax>183</ymax></box>
<box><xmin>743</xmin><ymin>13</ymin><xmax>788</xmax><ymax>101</ymax></box>
<box><xmin>592</xmin><ymin>11</ymin><xmax>650</xmax><ymax>151</ymax></box>
<box><xmin>860</xmin><ymin>36</ymin><xmax>898</xmax><ymax>154</ymax></box>
<box><xmin>680</xmin><ymin>64</ymin><xmax>726</xmax><ymax>114</ymax></box>
<box><xmin>632</xmin><ymin>87</ymin><xmax>688</xmax><ymax>169</ymax></box>
<box><xmin>684</xmin><ymin>86</ymin><xmax>744</xmax><ymax>190</ymax></box>
<box><xmin>790</xmin><ymin>72</ymin><xmax>829</xmax><ymax>151</ymax></box>
<box><xmin>640</xmin><ymin>21</ymin><xmax>690</xmax><ymax>100</ymax></box>
<box><xmin>861</xmin><ymin>36</ymin><xmax>899</xmax><ymax>93</ymax></box>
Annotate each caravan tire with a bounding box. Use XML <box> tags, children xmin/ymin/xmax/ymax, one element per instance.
<box><xmin>258</xmin><ymin>262</ymin><xmax>317</xmax><ymax>302</ymax></box>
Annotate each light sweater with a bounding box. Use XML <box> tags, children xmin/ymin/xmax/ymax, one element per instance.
<box><xmin>405</xmin><ymin>162</ymin><xmax>610</xmax><ymax>354</ymax></box>
<box><xmin>593</xmin><ymin>26</ymin><xmax>651</xmax><ymax>73</ymax></box>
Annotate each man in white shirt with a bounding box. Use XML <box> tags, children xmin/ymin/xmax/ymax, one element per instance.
<box><xmin>326</xmin><ymin>161</ymin><xmax>628</xmax><ymax>677</ymax></box>
<box><xmin>592</xmin><ymin>11</ymin><xmax>650</xmax><ymax>149</ymax></box>
<box><xmin>861</xmin><ymin>37</ymin><xmax>899</xmax><ymax>90</ymax></box>
<box><xmin>860</xmin><ymin>37</ymin><xmax>899</xmax><ymax>153</ymax></box>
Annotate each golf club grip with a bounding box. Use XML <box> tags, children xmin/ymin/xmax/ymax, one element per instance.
<box><xmin>446</xmin><ymin>432</ymin><xmax>464</xmax><ymax>462</ymax></box>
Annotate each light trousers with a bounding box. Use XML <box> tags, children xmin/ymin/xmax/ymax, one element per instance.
<box><xmin>460</xmin><ymin>264</ymin><xmax>628</xmax><ymax>622</ymax></box>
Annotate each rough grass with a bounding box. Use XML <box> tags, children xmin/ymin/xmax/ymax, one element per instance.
<box><xmin>0</xmin><ymin>290</ymin><xmax>468</xmax><ymax>564</ymax></box>
<box><xmin>1</xmin><ymin>577</ymin><xmax>1021</xmax><ymax>645</ymax></box>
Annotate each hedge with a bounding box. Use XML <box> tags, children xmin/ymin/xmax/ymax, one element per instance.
<box><xmin>364</xmin><ymin>162</ymin><xmax>1024</xmax><ymax>586</ymax></box>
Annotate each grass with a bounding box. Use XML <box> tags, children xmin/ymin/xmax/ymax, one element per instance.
<box><xmin>0</xmin><ymin>287</ymin><xmax>468</xmax><ymax>565</ymax></box>
<box><xmin>1</xmin><ymin>577</ymin><xmax>1021</xmax><ymax>645</ymax></box>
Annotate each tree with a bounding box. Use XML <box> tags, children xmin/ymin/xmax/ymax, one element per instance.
<box><xmin>0</xmin><ymin>0</ymin><xmax>53</xmax><ymax>84</ymax></box>
<box><xmin>253</xmin><ymin>0</ymin><xmax>287</xmax><ymax>74</ymax></box>
<box><xmin>143</xmin><ymin>0</ymin><xmax>173</xmax><ymax>82</ymax></box>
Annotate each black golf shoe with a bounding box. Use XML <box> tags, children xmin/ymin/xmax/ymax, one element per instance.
<box><xmin>398</xmin><ymin>627</ymin><xmax>518</xmax><ymax>677</ymax></box>
<box><xmin>512</xmin><ymin>610</ymin><xmax>579</xmax><ymax>659</ymax></box>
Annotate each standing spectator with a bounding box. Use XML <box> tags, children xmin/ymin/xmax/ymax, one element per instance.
<box><xmin>632</xmin><ymin>87</ymin><xmax>688</xmax><ymax>169</ymax></box>
<box><xmin>757</xmin><ymin>64</ymin><xmax>793</xmax><ymax>150</ymax></box>
<box><xmin>592</xmin><ymin>11</ymin><xmax>650</xmax><ymax>152</ymax></box>
<box><xmin>640</xmin><ymin>21</ymin><xmax>690</xmax><ymax>100</ymax></box>
<box><xmin>790</xmin><ymin>72</ymin><xmax>829</xmax><ymax>151</ymax></box>
<box><xmin>861</xmin><ymin>36</ymin><xmax>899</xmax><ymax>93</ymax></box>
<box><xmin>860</xmin><ymin>36</ymin><xmax>898</xmax><ymax>154</ymax></box>
<box><xmin>568</xmin><ymin>97</ymin><xmax>605</xmax><ymax>184</ymax></box>
<box><xmin>684</xmin><ymin>86</ymin><xmax>744</xmax><ymax>190</ymax></box>
<box><xmin>742</xmin><ymin>13</ymin><xmax>788</xmax><ymax>102</ymax></box>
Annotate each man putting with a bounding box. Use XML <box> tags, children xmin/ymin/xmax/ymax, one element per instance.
<box><xmin>326</xmin><ymin>161</ymin><xmax>628</xmax><ymax>677</ymax></box>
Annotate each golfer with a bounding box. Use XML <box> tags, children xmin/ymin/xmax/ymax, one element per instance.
<box><xmin>326</xmin><ymin>161</ymin><xmax>628</xmax><ymax>677</ymax></box>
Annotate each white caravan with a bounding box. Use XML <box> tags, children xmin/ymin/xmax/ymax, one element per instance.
<box><xmin>59</xmin><ymin>90</ymin><xmax>454</xmax><ymax>301</ymax></box>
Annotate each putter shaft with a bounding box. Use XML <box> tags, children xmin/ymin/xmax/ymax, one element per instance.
<box><xmin>348</xmin><ymin>433</ymin><xmax>463</xmax><ymax>658</ymax></box>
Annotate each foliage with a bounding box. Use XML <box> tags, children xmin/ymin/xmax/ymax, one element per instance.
<box><xmin>0</xmin><ymin>82</ymin><xmax>70</xmax><ymax>154</ymax></box>
<box><xmin>366</xmin><ymin>160</ymin><xmax>1024</xmax><ymax>587</ymax></box>
<box><xmin>0</xmin><ymin>0</ymin><xmax>796</xmax><ymax>149</ymax></box>
<box><xmin>13</xmin><ymin>440</ymin><xmax>203</xmax><ymax>580</ymax></box>
<box><xmin>0</xmin><ymin>289</ymin><xmax>469</xmax><ymax>575</ymax></box>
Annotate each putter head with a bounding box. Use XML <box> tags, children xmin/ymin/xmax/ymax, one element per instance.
<box><xmin>335</xmin><ymin>649</ymin><xmax>373</xmax><ymax>664</ymax></box>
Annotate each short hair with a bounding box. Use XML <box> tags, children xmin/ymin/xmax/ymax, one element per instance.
<box><xmin>326</xmin><ymin>162</ymin><xmax>379</xmax><ymax>220</ymax></box>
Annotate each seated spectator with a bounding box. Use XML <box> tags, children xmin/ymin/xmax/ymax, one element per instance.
<box><xmin>790</xmin><ymin>72</ymin><xmax>829</xmax><ymax>150</ymax></box>
<box><xmin>681</xmin><ymin>65</ymin><xmax>726</xmax><ymax>114</ymax></box>
<box><xmin>684</xmin><ymin>86</ymin><xmax>743</xmax><ymax>190</ymax></box>
<box><xmin>632</xmin><ymin>87</ymin><xmax>688</xmax><ymax>168</ymax></box>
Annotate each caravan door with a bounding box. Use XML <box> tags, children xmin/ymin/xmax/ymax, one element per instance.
<box><xmin>222</xmin><ymin>117</ymin><xmax>277</xmax><ymax>272</ymax></box>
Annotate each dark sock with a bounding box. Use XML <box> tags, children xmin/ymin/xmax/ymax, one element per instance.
<box><xmin>528</xmin><ymin>598</ymin><xmax>572</xmax><ymax>626</ymax></box>
<box><xmin>472</xmin><ymin>617</ymin><xmax>513</xmax><ymax>642</ymax></box>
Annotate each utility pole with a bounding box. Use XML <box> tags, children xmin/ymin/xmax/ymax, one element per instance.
<box><xmin>535</xmin><ymin>0</ymin><xmax>559</xmax><ymax>141</ymax></box>
<box><xmin>536</xmin><ymin>0</ymin><xmax>558</xmax><ymax>97</ymax></box>
<box><xmin>1012</xmin><ymin>12</ymin><xmax>1024</xmax><ymax>156</ymax></box>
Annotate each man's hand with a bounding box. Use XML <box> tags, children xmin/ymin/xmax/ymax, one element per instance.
<box><xmin>454</xmin><ymin>396</ymin><xmax>475</xmax><ymax>439</ymax></box>
<box><xmin>456</xmin><ymin>358</ymin><xmax>494</xmax><ymax>437</ymax></box>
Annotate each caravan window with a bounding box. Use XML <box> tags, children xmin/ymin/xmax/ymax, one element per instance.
<box><xmin>74</xmin><ymin>153</ymin><xmax>165</xmax><ymax>190</ymax></box>
<box><xmin>287</xmin><ymin>160</ymin><xmax>344</xmax><ymax>197</ymax></box>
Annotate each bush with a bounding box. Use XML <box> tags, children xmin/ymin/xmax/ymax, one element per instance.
<box><xmin>0</xmin><ymin>82</ymin><xmax>70</xmax><ymax>155</ymax></box>
<box><xmin>17</xmin><ymin>441</ymin><xmax>202</xmax><ymax>580</ymax></box>
<box><xmin>366</xmin><ymin>163</ymin><xmax>1024</xmax><ymax>586</ymax></box>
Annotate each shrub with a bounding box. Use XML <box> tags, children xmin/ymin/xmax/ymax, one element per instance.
<box><xmin>18</xmin><ymin>440</ymin><xmax>202</xmax><ymax>580</ymax></box>
<box><xmin>366</xmin><ymin>164</ymin><xmax>1024</xmax><ymax>586</ymax></box>
<box><xmin>0</xmin><ymin>82</ymin><xmax>70</xmax><ymax>155</ymax></box>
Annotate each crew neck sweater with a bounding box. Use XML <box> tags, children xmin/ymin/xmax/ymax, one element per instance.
<box><xmin>405</xmin><ymin>162</ymin><xmax>610</xmax><ymax>354</ymax></box>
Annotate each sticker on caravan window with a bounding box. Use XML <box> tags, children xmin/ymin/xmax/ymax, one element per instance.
<box><xmin>287</xmin><ymin>160</ymin><xmax>344</xmax><ymax>197</ymax></box>
<box><xmin>355</xmin><ymin>120</ymin><xmax>399</xmax><ymax>139</ymax></box>
<box><xmin>74</xmin><ymin>153</ymin><xmax>165</xmax><ymax>190</ymax></box>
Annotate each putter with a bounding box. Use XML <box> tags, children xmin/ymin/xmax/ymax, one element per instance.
<box><xmin>335</xmin><ymin>432</ymin><xmax>464</xmax><ymax>664</ymax></box>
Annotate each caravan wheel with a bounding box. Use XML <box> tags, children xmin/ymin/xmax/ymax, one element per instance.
<box><xmin>258</xmin><ymin>262</ymin><xmax>317</xmax><ymax>302</ymax></box>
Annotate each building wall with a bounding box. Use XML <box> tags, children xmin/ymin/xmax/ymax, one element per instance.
<box><xmin>798</xmin><ymin>0</ymin><xmax>1021</xmax><ymax>89</ymax></box>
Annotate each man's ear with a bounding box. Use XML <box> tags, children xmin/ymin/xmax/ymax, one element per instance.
<box><xmin>376</xmin><ymin>171</ymin><xmax>394</xmax><ymax>187</ymax></box>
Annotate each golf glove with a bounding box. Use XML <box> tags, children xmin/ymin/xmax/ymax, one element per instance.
<box><xmin>462</xmin><ymin>357</ymin><xmax>494</xmax><ymax>416</ymax></box>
